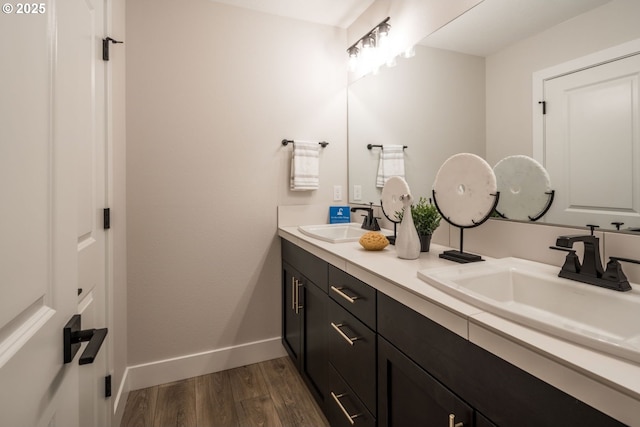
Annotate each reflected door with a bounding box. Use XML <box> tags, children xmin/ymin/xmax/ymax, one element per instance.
<box><xmin>544</xmin><ymin>53</ymin><xmax>640</xmax><ymax>230</ymax></box>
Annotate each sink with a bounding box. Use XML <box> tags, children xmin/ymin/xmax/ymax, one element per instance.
<box><xmin>418</xmin><ymin>257</ymin><xmax>640</xmax><ymax>363</ymax></box>
<box><xmin>298</xmin><ymin>223</ymin><xmax>379</xmax><ymax>243</ymax></box>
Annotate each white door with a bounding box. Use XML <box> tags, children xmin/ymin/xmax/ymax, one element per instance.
<box><xmin>63</xmin><ymin>0</ymin><xmax>111</xmax><ymax>425</ymax></box>
<box><xmin>0</xmin><ymin>0</ymin><xmax>109</xmax><ymax>426</ymax></box>
<box><xmin>543</xmin><ymin>53</ymin><xmax>640</xmax><ymax>229</ymax></box>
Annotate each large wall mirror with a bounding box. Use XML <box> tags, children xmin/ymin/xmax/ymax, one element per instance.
<box><xmin>348</xmin><ymin>0</ymin><xmax>640</xmax><ymax>231</ymax></box>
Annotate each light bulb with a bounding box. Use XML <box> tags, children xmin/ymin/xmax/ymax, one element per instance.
<box><xmin>378</xmin><ymin>22</ymin><xmax>390</xmax><ymax>39</ymax></box>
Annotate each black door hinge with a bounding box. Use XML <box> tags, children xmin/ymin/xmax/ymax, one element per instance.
<box><xmin>105</xmin><ymin>374</ymin><xmax>112</xmax><ymax>398</ymax></box>
<box><xmin>104</xmin><ymin>208</ymin><xmax>111</xmax><ymax>230</ymax></box>
<box><xmin>538</xmin><ymin>100</ymin><xmax>547</xmax><ymax>114</ymax></box>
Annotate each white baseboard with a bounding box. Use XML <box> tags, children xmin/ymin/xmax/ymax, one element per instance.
<box><xmin>112</xmin><ymin>337</ymin><xmax>286</xmax><ymax>425</ymax></box>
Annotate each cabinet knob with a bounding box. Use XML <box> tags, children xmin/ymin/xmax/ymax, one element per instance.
<box><xmin>449</xmin><ymin>414</ymin><xmax>463</xmax><ymax>427</ymax></box>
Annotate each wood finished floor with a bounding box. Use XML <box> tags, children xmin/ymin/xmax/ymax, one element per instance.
<box><xmin>120</xmin><ymin>356</ymin><xmax>330</xmax><ymax>427</ymax></box>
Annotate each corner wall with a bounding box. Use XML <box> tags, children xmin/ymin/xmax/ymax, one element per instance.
<box><xmin>126</xmin><ymin>0</ymin><xmax>347</xmax><ymax>387</ymax></box>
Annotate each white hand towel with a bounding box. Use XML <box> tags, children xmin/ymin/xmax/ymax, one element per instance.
<box><xmin>376</xmin><ymin>145</ymin><xmax>405</xmax><ymax>188</ymax></box>
<box><xmin>290</xmin><ymin>141</ymin><xmax>320</xmax><ymax>191</ymax></box>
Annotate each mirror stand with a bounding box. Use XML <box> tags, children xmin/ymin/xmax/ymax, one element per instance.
<box><xmin>433</xmin><ymin>190</ymin><xmax>500</xmax><ymax>263</ymax></box>
<box><xmin>380</xmin><ymin>201</ymin><xmax>399</xmax><ymax>245</ymax></box>
<box><xmin>494</xmin><ymin>190</ymin><xmax>555</xmax><ymax>222</ymax></box>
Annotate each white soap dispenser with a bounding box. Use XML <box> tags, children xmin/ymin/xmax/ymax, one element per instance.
<box><xmin>395</xmin><ymin>194</ymin><xmax>421</xmax><ymax>260</ymax></box>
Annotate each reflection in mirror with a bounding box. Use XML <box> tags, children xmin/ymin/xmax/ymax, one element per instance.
<box><xmin>347</xmin><ymin>0</ymin><xmax>640</xmax><ymax>231</ymax></box>
<box><xmin>493</xmin><ymin>155</ymin><xmax>553</xmax><ymax>221</ymax></box>
<box><xmin>347</xmin><ymin>44</ymin><xmax>484</xmax><ymax>205</ymax></box>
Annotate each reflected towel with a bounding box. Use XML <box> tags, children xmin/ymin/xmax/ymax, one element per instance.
<box><xmin>290</xmin><ymin>141</ymin><xmax>320</xmax><ymax>191</ymax></box>
<box><xmin>376</xmin><ymin>145</ymin><xmax>405</xmax><ymax>188</ymax></box>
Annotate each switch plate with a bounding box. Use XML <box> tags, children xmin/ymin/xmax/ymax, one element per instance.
<box><xmin>354</xmin><ymin>185</ymin><xmax>362</xmax><ymax>201</ymax></box>
<box><xmin>333</xmin><ymin>185</ymin><xmax>342</xmax><ymax>201</ymax></box>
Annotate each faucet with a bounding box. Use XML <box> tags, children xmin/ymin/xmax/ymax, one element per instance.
<box><xmin>554</xmin><ymin>234</ymin><xmax>604</xmax><ymax>278</ymax></box>
<box><xmin>551</xmin><ymin>228</ymin><xmax>638</xmax><ymax>291</ymax></box>
<box><xmin>351</xmin><ymin>205</ymin><xmax>380</xmax><ymax>231</ymax></box>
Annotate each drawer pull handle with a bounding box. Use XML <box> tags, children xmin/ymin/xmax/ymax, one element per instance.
<box><xmin>331</xmin><ymin>285</ymin><xmax>359</xmax><ymax>304</ymax></box>
<box><xmin>295</xmin><ymin>279</ymin><xmax>303</xmax><ymax>314</ymax></box>
<box><xmin>449</xmin><ymin>414</ymin><xmax>463</xmax><ymax>427</ymax></box>
<box><xmin>331</xmin><ymin>391</ymin><xmax>361</xmax><ymax>425</ymax></box>
<box><xmin>291</xmin><ymin>278</ymin><xmax>303</xmax><ymax>314</ymax></box>
<box><xmin>291</xmin><ymin>277</ymin><xmax>296</xmax><ymax>311</ymax></box>
<box><xmin>331</xmin><ymin>322</ymin><xmax>359</xmax><ymax>346</ymax></box>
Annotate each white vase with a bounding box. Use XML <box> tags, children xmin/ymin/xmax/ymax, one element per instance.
<box><xmin>396</xmin><ymin>194</ymin><xmax>421</xmax><ymax>260</ymax></box>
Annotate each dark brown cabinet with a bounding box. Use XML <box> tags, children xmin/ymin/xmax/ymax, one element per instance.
<box><xmin>377</xmin><ymin>292</ymin><xmax>624</xmax><ymax>427</ymax></box>
<box><xmin>327</xmin><ymin>300</ymin><xmax>377</xmax><ymax>415</ymax></box>
<box><xmin>281</xmin><ymin>240</ymin><xmax>329</xmax><ymax>408</ymax></box>
<box><xmin>378</xmin><ymin>337</ymin><xmax>474</xmax><ymax>427</ymax></box>
<box><xmin>282</xmin><ymin>261</ymin><xmax>303</xmax><ymax>364</ymax></box>
<box><xmin>282</xmin><ymin>239</ymin><xmax>626</xmax><ymax>427</ymax></box>
<box><xmin>326</xmin><ymin>265</ymin><xmax>378</xmax><ymax>425</ymax></box>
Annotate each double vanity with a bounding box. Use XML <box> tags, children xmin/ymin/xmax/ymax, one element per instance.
<box><xmin>279</xmin><ymin>219</ymin><xmax>640</xmax><ymax>426</ymax></box>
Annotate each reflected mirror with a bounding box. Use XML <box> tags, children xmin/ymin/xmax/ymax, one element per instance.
<box><xmin>347</xmin><ymin>0</ymin><xmax>640</xmax><ymax>231</ymax></box>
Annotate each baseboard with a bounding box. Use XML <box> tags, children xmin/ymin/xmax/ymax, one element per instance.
<box><xmin>124</xmin><ymin>336</ymin><xmax>287</xmax><ymax>392</ymax></box>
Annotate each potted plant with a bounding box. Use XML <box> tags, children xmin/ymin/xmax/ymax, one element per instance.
<box><xmin>397</xmin><ymin>197</ymin><xmax>441</xmax><ymax>252</ymax></box>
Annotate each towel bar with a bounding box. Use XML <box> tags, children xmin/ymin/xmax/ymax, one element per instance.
<box><xmin>367</xmin><ymin>144</ymin><xmax>407</xmax><ymax>150</ymax></box>
<box><xmin>282</xmin><ymin>139</ymin><xmax>328</xmax><ymax>148</ymax></box>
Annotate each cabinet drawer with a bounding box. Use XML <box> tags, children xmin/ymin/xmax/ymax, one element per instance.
<box><xmin>329</xmin><ymin>265</ymin><xmax>376</xmax><ymax>329</ymax></box>
<box><xmin>282</xmin><ymin>239</ymin><xmax>328</xmax><ymax>292</ymax></box>
<box><xmin>328</xmin><ymin>300</ymin><xmax>376</xmax><ymax>414</ymax></box>
<box><xmin>327</xmin><ymin>364</ymin><xmax>375</xmax><ymax>427</ymax></box>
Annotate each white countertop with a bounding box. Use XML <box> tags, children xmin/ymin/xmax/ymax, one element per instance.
<box><xmin>278</xmin><ymin>225</ymin><xmax>640</xmax><ymax>426</ymax></box>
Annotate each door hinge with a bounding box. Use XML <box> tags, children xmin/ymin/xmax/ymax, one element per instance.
<box><xmin>538</xmin><ymin>100</ymin><xmax>547</xmax><ymax>114</ymax></box>
<box><xmin>103</xmin><ymin>208</ymin><xmax>110</xmax><ymax>230</ymax></box>
<box><xmin>105</xmin><ymin>374</ymin><xmax>112</xmax><ymax>398</ymax></box>
<box><xmin>102</xmin><ymin>37</ymin><xmax>123</xmax><ymax>61</ymax></box>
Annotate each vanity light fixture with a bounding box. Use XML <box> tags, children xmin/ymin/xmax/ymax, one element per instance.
<box><xmin>347</xmin><ymin>17</ymin><xmax>391</xmax><ymax>73</ymax></box>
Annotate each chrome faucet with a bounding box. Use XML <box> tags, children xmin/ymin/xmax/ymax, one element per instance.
<box><xmin>351</xmin><ymin>205</ymin><xmax>380</xmax><ymax>231</ymax></box>
<box><xmin>551</xmin><ymin>230</ymin><xmax>638</xmax><ymax>292</ymax></box>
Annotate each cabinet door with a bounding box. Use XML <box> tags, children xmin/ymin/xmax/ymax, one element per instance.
<box><xmin>301</xmin><ymin>279</ymin><xmax>328</xmax><ymax>406</ymax></box>
<box><xmin>282</xmin><ymin>262</ymin><xmax>302</xmax><ymax>366</ymax></box>
<box><xmin>378</xmin><ymin>337</ymin><xmax>473</xmax><ymax>427</ymax></box>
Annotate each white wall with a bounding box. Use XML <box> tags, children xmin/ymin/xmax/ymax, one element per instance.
<box><xmin>126</xmin><ymin>0</ymin><xmax>346</xmax><ymax>372</ymax></box>
<box><xmin>486</xmin><ymin>0</ymin><xmax>640</xmax><ymax>165</ymax></box>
